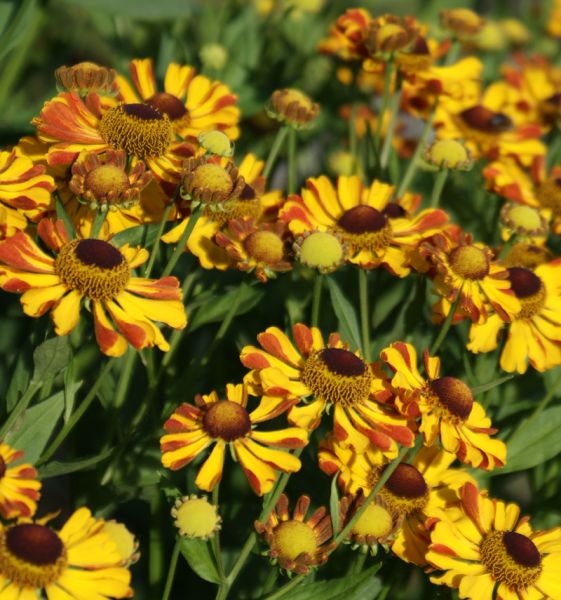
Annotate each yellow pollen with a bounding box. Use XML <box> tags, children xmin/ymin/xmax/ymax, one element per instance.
<box><xmin>85</xmin><ymin>164</ymin><xmax>130</xmax><ymax>198</ymax></box>
<box><xmin>507</xmin><ymin>205</ymin><xmax>543</xmax><ymax>231</ymax></box>
<box><xmin>198</xmin><ymin>130</ymin><xmax>233</xmax><ymax>157</ymax></box>
<box><xmin>191</xmin><ymin>164</ymin><xmax>233</xmax><ymax>195</ymax></box>
<box><xmin>244</xmin><ymin>231</ymin><xmax>284</xmax><ymax>264</ymax></box>
<box><xmin>428</xmin><ymin>140</ymin><xmax>469</xmax><ymax>168</ymax></box>
<box><xmin>449</xmin><ymin>245</ymin><xmax>490</xmax><ymax>279</ymax></box>
<box><xmin>173</xmin><ymin>497</ymin><xmax>221</xmax><ymax>539</ymax></box>
<box><xmin>55</xmin><ymin>239</ymin><xmax>129</xmax><ymax>301</ymax></box>
<box><xmin>480</xmin><ymin>530</ymin><xmax>542</xmax><ymax>588</ymax></box>
<box><xmin>298</xmin><ymin>232</ymin><xmax>343</xmax><ymax>271</ymax></box>
<box><xmin>211</xmin><ymin>198</ymin><xmax>261</xmax><ymax>225</ymax></box>
<box><xmin>517</xmin><ymin>288</ymin><xmax>546</xmax><ymax>319</ymax></box>
<box><xmin>272</xmin><ymin>520</ymin><xmax>318</xmax><ymax>561</ymax></box>
<box><xmin>351</xmin><ymin>503</ymin><xmax>394</xmax><ymax>540</ymax></box>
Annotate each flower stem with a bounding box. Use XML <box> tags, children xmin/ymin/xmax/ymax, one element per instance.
<box><xmin>374</xmin><ymin>61</ymin><xmax>394</xmax><ymax>152</ymax></box>
<box><xmin>264</xmin><ymin>574</ymin><xmax>309</xmax><ymax>600</ymax></box>
<box><xmin>429</xmin><ymin>285</ymin><xmax>464</xmax><ymax>355</ymax></box>
<box><xmin>498</xmin><ymin>233</ymin><xmax>518</xmax><ymax>260</ymax></box>
<box><xmin>264</xmin><ymin>126</ymin><xmax>290</xmax><ymax>179</ymax></box>
<box><xmin>161</xmin><ymin>538</ymin><xmax>182</xmax><ymax>600</ymax></box>
<box><xmin>0</xmin><ymin>380</ymin><xmax>41</xmax><ymax>438</ymax></box>
<box><xmin>349</xmin><ymin>103</ymin><xmax>358</xmax><ymax>174</ymax></box>
<box><xmin>430</xmin><ymin>168</ymin><xmax>448</xmax><ymax>208</ymax></box>
<box><xmin>212</xmin><ymin>483</ymin><xmax>226</xmax><ymax>581</ymax></box>
<box><xmin>38</xmin><ymin>360</ymin><xmax>114</xmax><ymax>464</ymax></box>
<box><xmin>149</xmin><ymin>490</ymin><xmax>165</xmax><ymax>597</ymax></box>
<box><xmin>113</xmin><ymin>349</ymin><xmax>137</xmax><ymax>409</ymax></box>
<box><xmin>358</xmin><ymin>269</ymin><xmax>372</xmax><ymax>361</ymax></box>
<box><xmin>380</xmin><ymin>87</ymin><xmax>402</xmax><ymax>171</ymax></box>
<box><xmin>287</xmin><ymin>127</ymin><xmax>297</xmax><ymax>195</ymax></box>
<box><xmin>91</xmin><ymin>210</ymin><xmax>107</xmax><ymax>238</ymax></box>
<box><xmin>311</xmin><ymin>273</ymin><xmax>323</xmax><ymax>328</ymax></box>
<box><xmin>144</xmin><ymin>200</ymin><xmax>174</xmax><ymax>277</ymax></box>
<box><xmin>161</xmin><ymin>205</ymin><xmax>202</xmax><ymax>278</ymax></box>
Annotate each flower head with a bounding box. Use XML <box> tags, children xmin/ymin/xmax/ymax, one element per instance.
<box><xmin>172</xmin><ymin>495</ymin><xmax>222</xmax><ymax>540</ymax></box>
<box><xmin>500</xmin><ymin>203</ymin><xmax>548</xmax><ymax>242</ymax></box>
<box><xmin>427</xmin><ymin>482</ymin><xmax>561</xmax><ymax>600</ymax></box>
<box><xmin>268</xmin><ymin>89</ymin><xmax>320</xmax><ymax>128</ymax></box>
<box><xmin>424</xmin><ymin>139</ymin><xmax>473</xmax><ymax>171</ymax></box>
<box><xmin>0</xmin><ymin>443</ymin><xmax>41</xmax><ymax>519</ymax></box>
<box><xmin>440</xmin><ymin>8</ymin><xmax>486</xmax><ymax>37</ymax></box>
<box><xmin>502</xmin><ymin>243</ymin><xmax>553</xmax><ymax>269</ymax></box>
<box><xmin>100</xmin><ymin>521</ymin><xmax>140</xmax><ymax>566</ymax></box>
<box><xmin>0</xmin><ymin>219</ymin><xmax>186</xmax><ymax>356</ymax></box>
<box><xmin>160</xmin><ymin>383</ymin><xmax>308</xmax><ymax>495</ymax></box>
<box><xmin>255</xmin><ymin>494</ymin><xmax>334</xmax><ymax>574</ymax></box>
<box><xmin>55</xmin><ymin>62</ymin><xmax>117</xmax><ymax>95</ymax></box>
<box><xmin>318</xmin><ymin>9</ymin><xmax>372</xmax><ymax>60</ymax></box>
<box><xmin>294</xmin><ymin>230</ymin><xmax>346</xmax><ymax>273</ymax></box>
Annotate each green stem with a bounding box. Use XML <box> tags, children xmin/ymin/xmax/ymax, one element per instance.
<box><xmin>144</xmin><ymin>201</ymin><xmax>174</xmax><ymax>277</ymax></box>
<box><xmin>509</xmin><ymin>367</ymin><xmax>561</xmax><ymax>446</ymax></box>
<box><xmin>287</xmin><ymin>127</ymin><xmax>297</xmax><ymax>195</ymax></box>
<box><xmin>349</xmin><ymin>103</ymin><xmax>358</xmax><ymax>175</ymax></box>
<box><xmin>430</xmin><ymin>168</ymin><xmax>448</xmax><ymax>208</ymax></box>
<box><xmin>396</xmin><ymin>105</ymin><xmax>437</xmax><ymax>197</ymax></box>
<box><xmin>212</xmin><ymin>484</ymin><xmax>226</xmax><ymax>581</ymax></box>
<box><xmin>261</xmin><ymin>568</ymin><xmax>279</xmax><ymax>596</ymax></box>
<box><xmin>161</xmin><ymin>538</ymin><xmax>181</xmax><ymax>600</ymax></box>
<box><xmin>429</xmin><ymin>285</ymin><xmax>463</xmax><ymax>355</ymax></box>
<box><xmin>264</xmin><ymin>574</ymin><xmax>309</xmax><ymax>600</ymax></box>
<box><xmin>149</xmin><ymin>491</ymin><xmax>164</xmax><ymax>597</ymax></box>
<box><xmin>113</xmin><ymin>349</ymin><xmax>137</xmax><ymax>409</ymax></box>
<box><xmin>91</xmin><ymin>210</ymin><xmax>107</xmax><ymax>238</ymax></box>
<box><xmin>311</xmin><ymin>273</ymin><xmax>323</xmax><ymax>328</ymax></box>
<box><xmin>358</xmin><ymin>269</ymin><xmax>371</xmax><ymax>361</ymax></box>
<box><xmin>161</xmin><ymin>205</ymin><xmax>202</xmax><ymax>278</ymax></box>
<box><xmin>379</xmin><ymin>87</ymin><xmax>402</xmax><ymax>171</ymax></box>
<box><xmin>264</xmin><ymin>126</ymin><xmax>290</xmax><ymax>179</ymax></box>
<box><xmin>352</xmin><ymin>551</ymin><xmax>367</xmax><ymax>574</ymax></box>
<box><xmin>374</xmin><ymin>60</ymin><xmax>394</xmax><ymax>152</ymax></box>
<box><xmin>0</xmin><ymin>381</ymin><xmax>41</xmax><ymax>438</ymax></box>
<box><xmin>38</xmin><ymin>360</ymin><xmax>114</xmax><ymax>465</ymax></box>
<box><xmin>498</xmin><ymin>233</ymin><xmax>518</xmax><ymax>260</ymax></box>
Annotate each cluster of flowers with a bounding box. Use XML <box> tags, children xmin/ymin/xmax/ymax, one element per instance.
<box><xmin>0</xmin><ymin>3</ymin><xmax>561</xmax><ymax>599</ymax></box>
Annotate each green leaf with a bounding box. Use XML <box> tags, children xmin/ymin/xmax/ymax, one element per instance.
<box><xmin>66</xmin><ymin>0</ymin><xmax>193</xmax><ymax>19</ymax></box>
<box><xmin>5</xmin><ymin>392</ymin><xmax>64</xmax><ymax>463</ymax></box>
<box><xmin>0</xmin><ymin>0</ymin><xmax>38</xmax><ymax>62</ymax></box>
<box><xmin>326</xmin><ymin>277</ymin><xmax>362</xmax><ymax>351</ymax></box>
<box><xmin>285</xmin><ymin>564</ymin><xmax>382</xmax><ymax>600</ymax></box>
<box><xmin>6</xmin><ymin>351</ymin><xmax>32</xmax><ymax>411</ymax></box>
<box><xmin>38</xmin><ymin>448</ymin><xmax>113</xmax><ymax>478</ymax></box>
<box><xmin>329</xmin><ymin>472</ymin><xmax>340</xmax><ymax>536</ymax></box>
<box><xmin>32</xmin><ymin>337</ymin><xmax>71</xmax><ymax>384</ymax></box>
<box><xmin>472</xmin><ymin>375</ymin><xmax>515</xmax><ymax>395</ymax></box>
<box><xmin>55</xmin><ymin>193</ymin><xmax>76</xmax><ymax>240</ymax></box>
<box><xmin>180</xmin><ymin>537</ymin><xmax>222</xmax><ymax>584</ymax></box>
<box><xmin>188</xmin><ymin>285</ymin><xmax>265</xmax><ymax>332</ymax></box>
<box><xmin>501</xmin><ymin>407</ymin><xmax>561</xmax><ymax>474</ymax></box>
<box><xmin>111</xmin><ymin>222</ymin><xmax>166</xmax><ymax>248</ymax></box>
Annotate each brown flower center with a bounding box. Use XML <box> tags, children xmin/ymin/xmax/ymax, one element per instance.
<box><xmin>507</xmin><ymin>267</ymin><xmax>545</xmax><ymax>319</ymax></box>
<box><xmin>480</xmin><ymin>530</ymin><xmax>542</xmax><ymax>588</ymax></box>
<box><xmin>301</xmin><ymin>348</ymin><xmax>371</xmax><ymax>408</ymax></box>
<box><xmin>202</xmin><ymin>400</ymin><xmax>251</xmax><ymax>442</ymax></box>
<box><xmin>55</xmin><ymin>239</ymin><xmax>130</xmax><ymax>300</ymax></box>
<box><xmin>338</xmin><ymin>206</ymin><xmax>387</xmax><ymax>233</ymax></box>
<box><xmin>99</xmin><ymin>103</ymin><xmax>173</xmax><ymax>159</ymax></box>
<box><xmin>383</xmin><ymin>203</ymin><xmax>406</xmax><ymax>219</ymax></box>
<box><xmin>376</xmin><ymin>463</ymin><xmax>429</xmax><ymax>516</ymax></box>
<box><xmin>430</xmin><ymin>376</ymin><xmax>474</xmax><ymax>421</ymax></box>
<box><xmin>0</xmin><ymin>524</ymin><xmax>68</xmax><ymax>588</ymax></box>
<box><xmin>460</xmin><ymin>106</ymin><xmax>513</xmax><ymax>133</ymax></box>
<box><xmin>449</xmin><ymin>245</ymin><xmax>490</xmax><ymax>280</ymax></box>
<box><xmin>85</xmin><ymin>164</ymin><xmax>130</xmax><ymax>199</ymax></box>
<box><xmin>244</xmin><ymin>231</ymin><xmax>285</xmax><ymax>264</ymax></box>
<box><xmin>145</xmin><ymin>92</ymin><xmax>187</xmax><ymax>121</ymax></box>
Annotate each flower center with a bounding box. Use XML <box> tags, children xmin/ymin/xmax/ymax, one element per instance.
<box><xmin>508</xmin><ymin>268</ymin><xmax>545</xmax><ymax>319</ymax></box>
<box><xmin>428</xmin><ymin>139</ymin><xmax>469</xmax><ymax>168</ymax></box>
<box><xmin>480</xmin><ymin>530</ymin><xmax>542</xmax><ymax>588</ymax></box>
<box><xmin>55</xmin><ymin>239</ymin><xmax>130</xmax><ymax>301</ymax></box>
<box><xmin>145</xmin><ymin>92</ymin><xmax>187</xmax><ymax>121</ymax></box>
<box><xmin>0</xmin><ymin>524</ymin><xmax>67</xmax><ymax>588</ymax></box>
<box><xmin>377</xmin><ymin>463</ymin><xmax>429</xmax><ymax>516</ymax></box>
<box><xmin>503</xmin><ymin>244</ymin><xmax>552</xmax><ymax>269</ymax></box>
<box><xmin>506</xmin><ymin>205</ymin><xmax>543</xmax><ymax>231</ymax></box>
<box><xmin>208</xmin><ymin>197</ymin><xmax>261</xmax><ymax>225</ymax></box>
<box><xmin>298</xmin><ymin>231</ymin><xmax>344</xmax><ymax>271</ymax></box>
<box><xmin>0</xmin><ymin>457</ymin><xmax>5</xmax><ymax>479</ymax></box>
<box><xmin>460</xmin><ymin>106</ymin><xmax>513</xmax><ymax>133</ymax></box>
<box><xmin>351</xmin><ymin>502</ymin><xmax>394</xmax><ymax>541</ymax></box>
<box><xmin>202</xmin><ymin>400</ymin><xmax>251</xmax><ymax>442</ymax></box>
<box><xmin>430</xmin><ymin>376</ymin><xmax>474</xmax><ymax>421</ymax></box>
<box><xmin>536</xmin><ymin>178</ymin><xmax>561</xmax><ymax>216</ymax></box>
<box><xmin>85</xmin><ymin>164</ymin><xmax>130</xmax><ymax>199</ymax></box>
<box><xmin>173</xmin><ymin>497</ymin><xmax>221</xmax><ymax>539</ymax></box>
<box><xmin>191</xmin><ymin>164</ymin><xmax>233</xmax><ymax>195</ymax></box>
<box><xmin>301</xmin><ymin>348</ymin><xmax>372</xmax><ymax>408</ymax></box>
<box><xmin>336</xmin><ymin>206</ymin><xmax>392</xmax><ymax>255</ymax></box>
<box><xmin>271</xmin><ymin>520</ymin><xmax>318</xmax><ymax>562</ymax></box>
<box><xmin>540</xmin><ymin>93</ymin><xmax>561</xmax><ymax>123</ymax></box>
<box><xmin>244</xmin><ymin>231</ymin><xmax>285</xmax><ymax>264</ymax></box>
<box><xmin>449</xmin><ymin>245</ymin><xmax>490</xmax><ymax>279</ymax></box>
<box><xmin>99</xmin><ymin>103</ymin><xmax>173</xmax><ymax>159</ymax></box>
<box><xmin>279</xmin><ymin>89</ymin><xmax>315</xmax><ymax>112</ymax></box>
<box><xmin>382</xmin><ymin>203</ymin><xmax>407</xmax><ymax>219</ymax></box>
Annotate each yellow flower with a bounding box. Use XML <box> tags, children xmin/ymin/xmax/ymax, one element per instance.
<box><xmin>280</xmin><ymin>175</ymin><xmax>447</xmax><ymax>276</ymax></box>
<box><xmin>502</xmin><ymin>242</ymin><xmax>553</xmax><ymax>269</ymax></box>
<box><xmin>268</xmin><ymin>88</ymin><xmax>320</xmax><ymax>128</ymax></box>
<box><xmin>0</xmin><ymin>219</ymin><xmax>186</xmax><ymax>356</ymax></box>
<box><xmin>240</xmin><ymin>323</ymin><xmax>415</xmax><ymax>454</ymax></box>
<box><xmin>0</xmin><ymin>443</ymin><xmax>41</xmax><ymax>520</ymax></box>
<box><xmin>440</xmin><ymin>8</ymin><xmax>486</xmax><ymax>37</ymax></box>
<box><xmin>160</xmin><ymin>383</ymin><xmax>308</xmax><ymax>496</ymax></box>
<box><xmin>99</xmin><ymin>521</ymin><xmax>140</xmax><ymax>567</ymax></box>
<box><xmin>380</xmin><ymin>342</ymin><xmax>506</xmax><ymax>470</ymax></box>
<box><xmin>171</xmin><ymin>495</ymin><xmax>222</xmax><ymax>540</ymax></box>
<box><xmin>468</xmin><ymin>263</ymin><xmax>561</xmax><ymax>373</ymax></box>
<box><xmin>427</xmin><ymin>482</ymin><xmax>561</xmax><ymax>600</ymax></box>
<box><xmin>318</xmin><ymin>8</ymin><xmax>372</xmax><ymax>61</ymax></box>
<box><xmin>115</xmin><ymin>58</ymin><xmax>240</xmax><ymax>141</ymax></box>
<box><xmin>0</xmin><ymin>508</ymin><xmax>132</xmax><ymax>598</ymax></box>
<box><xmin>255</xmin><ymin>494</ymin><xmax>334</xmax><ymax>574</ymax></box>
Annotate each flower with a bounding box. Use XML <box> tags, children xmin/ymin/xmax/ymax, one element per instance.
<box><xmin>0</xmin><ymin>443</ymin><xmax>41</xmax><ymax>519</ymax></box>
<box><xmin>33</xmin><ymin>92</ymin><xmax>194</xmax><ymax>185</ymax></box>
<box><xmin>115</xmin><ymin>58</ymin><xmax>240</xmax><ymax>141</ymax></box>
<box><xmin>424</xmin><ymin>139</ymin><xmax>473</xmax><ymax>171</ymax></box>
<box><xmin>198</xmin><ymin>130</ymin><xmax>234</xmax><ymax>157</ymax></box>
<box><xmin>241</xmin><ymin>323</ymin><xmax>415</xmax><ymax>454</ymax></box>
<box><xmin>440</xmin><ymin>8</ymin><xmax>485</xmax><ymax>37</ymax></box>
<box><xmin>318</xmin><ymin>8</ymin><xmax>372</xmax><ymax>60</ymax></box>
<box><xmin>280</xmin><ymin>175</ymin><xmax>447</xmax><ymax>276</ymax></box>
<box><xmin>502</xmin><ymin>243</ymin><xmax>553</xmax><ymax>269</ymax></box>
<box><xmin>267</xmin><ymin>88</ymin><xmax>320</xmax><ymax>128</ymax></box>
<box><xmin>0</xmin><ymin>219</ymin><xmax>187</xmax><ymax>356</ymax></box>
<box><xmin>55</xmin><ymin>62</ymin><xmax>117</xmax><ymax>95</ymax></box>
<box><xmin>0</xmin><ymin>507</ymin><xmax>132</xmax><ymax>598</ymax></box>
<box><xmin>171</xmin><ymin>495</ymin><xmax>222</xmax><ymax>540</ymax></box>
<box><xmin>365</xmin><ymin>14</ymin><xmax>419</xmax><ymax>56</ymax></box>
<box><xmin>214</xmin><ymin>218</ymin><xmax>292</xmax><ymax>282</ymax></box>
<box><xmin>293</xmin><ymin>230</ymin><xmax>346</xmax><ymax>273</ymax></box>
<box><xmin>427</xmin><ymin>482</ymin><xmax>561</xmax><ymax>600</ymax></box>
<box><xmin>467</xmin><ymin>263</ymin><xmax>561</xmax><ymax>373</ymax></box>
<box><xmin>421</xmin><ymin>233</ymin><xmax>521</xmax><ymax>324</ymax></box>
<box><xmin>160</xmin><ymin>383</ymin><xmax>308</xmax><ymax>495</ymax></box>
<box><xmin>499</xmin><ymin>202</ymin><xmax>548</xmax><ymax>242</ymax></box>
<box><xmin>380</xmin><ymin>342</ymin><xmax>506</xmax><ymax>470</ymax></box>
<box><xmin>100</xmin><ymin>521</ymin><xmax>140</xmax><ymax>566</ymax></box>
<box><xmin>0</xmin><ymin>147</ymin><xmax>55</xmax><ymax>236</ymax></box>
<box><xmin>319</xmin><ymin>438</ymin><xmax>474</xmax><ymax>565</ymax></box>
<box><xmin>255</xmin><ymin>494</ymin><xmax>334</xmax><ymax>574</ymax></box>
